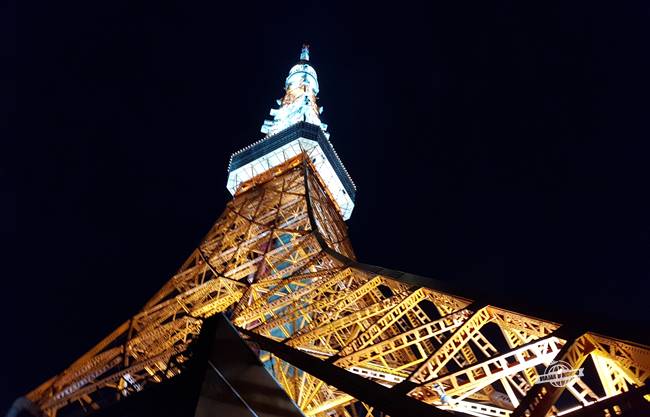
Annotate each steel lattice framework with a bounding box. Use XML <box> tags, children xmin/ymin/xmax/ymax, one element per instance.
<box><xmin>23</xmin><ymin>47</ymin><xmax>650</xmax><ymax>417</ymax></box>
<box><xmin>25</xmin><ymin>156</ymin><xmax>650</xmax><ymax>417</ymax></box>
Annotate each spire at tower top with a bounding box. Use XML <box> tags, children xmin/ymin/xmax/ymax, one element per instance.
<box><xmin>259</xmin><ymin>44</ymin><xmax>327</xmax><ymax>138</ymax></box>
<box><xmin>300</xmin><ymin>44</ymin><xmax>310</xmax><ymax>61</ymax></box>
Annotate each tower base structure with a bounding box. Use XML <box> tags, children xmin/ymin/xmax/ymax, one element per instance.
<box><xmin>9</xmin><ymin>315</ymin><xmax>305</xmax><ymax>417</ymax></box>
<box><xmin>18</xmin><ymin>152</ymin><xmax>650</xmax><ymax>417</ymax></box>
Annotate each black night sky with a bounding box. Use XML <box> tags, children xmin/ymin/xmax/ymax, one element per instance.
<box><xmin>6</xmin><ymin>0</ymin><xmax>650</xmax><ymax>412</ymax></box>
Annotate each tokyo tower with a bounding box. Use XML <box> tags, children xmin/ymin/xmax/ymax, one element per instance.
<box><xmin>12</xmin><ymin>46</ymin><xmax>650</xmax><ymax>417</ymax></box>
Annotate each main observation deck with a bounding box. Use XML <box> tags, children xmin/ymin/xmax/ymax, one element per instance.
<box><xmin>227</xmin><ymin>122</ymin><xmax>356</xmax><ymax>220</ymax></box>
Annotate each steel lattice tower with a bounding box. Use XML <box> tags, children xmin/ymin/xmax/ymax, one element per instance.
<box><xmin>17</xmin><ymin>46</ymin><xmax>650</xmax><ymax>417</ymax></box>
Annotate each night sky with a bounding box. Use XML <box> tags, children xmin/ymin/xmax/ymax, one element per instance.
<box><xmin>7</xmin><ymin>0</ymin><xmax>650</xmax><ymax>412</ymax></box>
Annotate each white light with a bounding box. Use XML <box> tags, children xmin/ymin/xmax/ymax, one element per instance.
<box><xmin>260</xmin><ymin>51</ymin><xmax>325</xmax><ymax>137</ymax></box>
<box><xmin>227</xmin><ymin>137</ymin><xmax>355</xmax><ymax>220</ymax></box>
<box><xmin>227</xmin><ymin>47</ymin><xmax>355</xmax><ymax>219</ymax></box>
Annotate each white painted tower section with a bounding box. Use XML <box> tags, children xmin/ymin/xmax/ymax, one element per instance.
<box><xmin>261</xmin><ymin>45</ymin><xmax>329</xmax><ymax>138</ymax></box>
<box><xmin>227</xmin><ymin>46</ymin><xmax>355</xmax><ymax>220</ymax></box>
